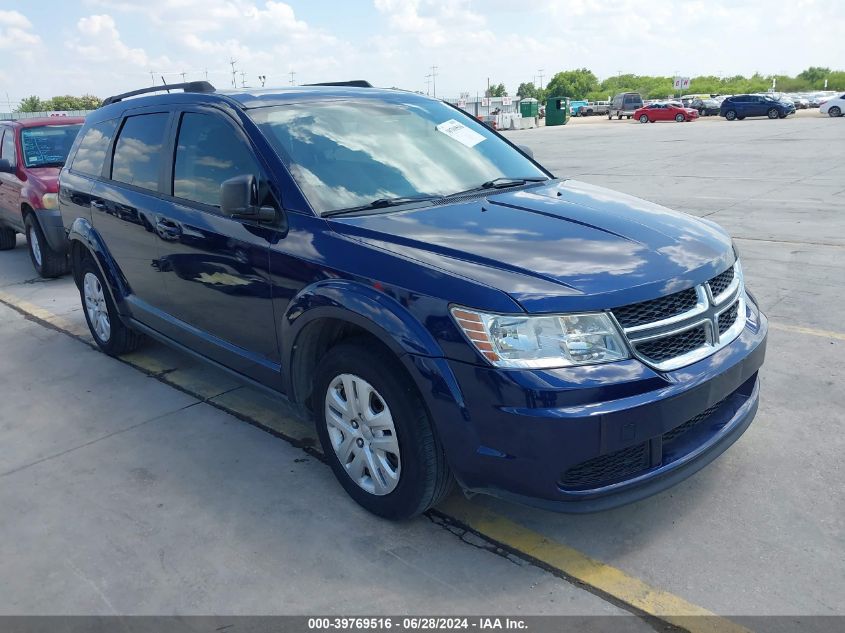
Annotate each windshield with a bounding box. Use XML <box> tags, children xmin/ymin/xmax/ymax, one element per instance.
<box><xmin>249</xmin><ymin>98</ymin><xmax>547</xmax><ymax>215</ymax></box>
<box><xmin>20</xmin><ymin>124</ymin><xmax>82</xmax><ymax>168</ymax></box>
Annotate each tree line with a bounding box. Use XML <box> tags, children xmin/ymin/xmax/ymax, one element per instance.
<box><xmin>513</xmin><ymin>67</ymin><xmax>844</xmax><ymax>102</ymax></box>
<box><xmin>15</xmin><ymin>94</ymin><xmax>102</xmax><ymax>113</ymax></box>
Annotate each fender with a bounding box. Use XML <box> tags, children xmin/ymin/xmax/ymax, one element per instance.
<box><xmin>281</xmin><ymin>279</ymin><xmax>474</xmax><ymax>468</ymax></box>
<box><xmin>283</xmin><ymin>279</ymin><xmax>446</xmax><ymax>359</ymax></box>
<box><xmin>67</xmin><ymin>217</ymin><xmax>132</xmax><ymax>317</ymax></box>
<box><xmin>282</xmin><ymin>279</ymin><xmax>464</xmax><ymax>394</ymax></box>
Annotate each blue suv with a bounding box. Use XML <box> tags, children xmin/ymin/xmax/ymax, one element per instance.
<box><xmin>720</xmin><ymin>94</ymin><xmax>795</xmax><ymax>120</ymax></box>
<box><xmin>59</xmin><ymin>81</ymin><xmax>767</xmax><ymax>519</ymax></box>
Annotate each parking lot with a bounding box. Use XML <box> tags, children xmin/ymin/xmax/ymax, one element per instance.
<box><xmin>1</xmin><ymin>113</ymin><xmax>843</xmax><ymax>630</ymax></box>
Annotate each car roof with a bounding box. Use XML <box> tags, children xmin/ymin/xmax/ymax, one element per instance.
<box><xmin>0</xmin><ymin>116</ymin><xmax>85</xmax><ymax>129</ymax></box>
<box><xmin>90</xmin><ymin>84</ymin><xmax>427</xmax><ymax>124</ymax></box>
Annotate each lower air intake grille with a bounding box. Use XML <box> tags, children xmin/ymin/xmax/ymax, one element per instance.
<box><xmin>559</xmin><ymin>442</ymin><xmax>649</xmax><ymax>490</ymax></box>
<box><xmin>560</xmin><ymin>396</ymin><xmax>730</xmax><ymax>491</ymax></box>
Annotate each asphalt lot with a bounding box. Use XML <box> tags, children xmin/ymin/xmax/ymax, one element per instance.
<box><xmin>0</xmin><ymin>112</ymin><xmax>843</xmax><ymax>628</ymax></box>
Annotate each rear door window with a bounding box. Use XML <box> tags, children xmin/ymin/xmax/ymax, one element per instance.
<box><xmin>71</xmin><ymin>119</ymin><xmax>118</xmax><ymax>177</ymax></box>
<box><xmin>111</xmin><ymin>113</ymin><xmax>170</xmax><ymax>192</ymax></box>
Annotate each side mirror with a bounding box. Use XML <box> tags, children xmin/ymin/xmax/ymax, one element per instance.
<box><xmin>518</xmin><ymin>144</ymin><xmax>534</xmax><ymax>159</ymax></box>
<box><xmin>0</xmin><ymin>159</ymin><xmax>14</xmax><ymax>173</ymax></box>
<box><xmin>220</xmin><ymin>174</ymin><xmax>276</xmax><ymax>223</ymax></box>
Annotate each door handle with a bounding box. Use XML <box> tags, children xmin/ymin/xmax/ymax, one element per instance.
<box><xmin>155</xmin><ymin>217</ymin><xmax>182</xmax><ymax>240</ymax></box>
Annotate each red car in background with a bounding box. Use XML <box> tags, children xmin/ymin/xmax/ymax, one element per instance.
<box><xmin>634</xmin><ymin>103</ymin><xmax>699</xmax><ymax>123</ymax></box>
<box><xmin>0</xmin><ymin>117</ymin><xmax>84</xmax><ymax>277</ymax></box>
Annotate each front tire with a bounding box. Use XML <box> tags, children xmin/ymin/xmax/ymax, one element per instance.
<box><xmin>767</xmin><ymin>108</ymin><xmax>779</xmax><ymax>119</ymax></box>
<box><xmin>675</xmin><ymin>113</ymin><xmax>685</xmax><ymax>122</ymax></box>
<box><xmin>79</xmin><ymin>257</ymin><xmax>143</xmax><ymax>356</ymax></box>
<box><xmin>314</xmin><ymin>340</ymin><xmax>453</xmax><ymax>520</ymax></box>
<box><xmin>829</xmin><ymin>106</ymin><xmax>842</xmax><ymax>117</ymax></box>
<box><xmin>0</xmin><ymin>227</ymin><xmax>15</xmax><ymax>250</ymax></box>
<box><xmin>25</xmin><ymin>214</ymin><xmax>68</xmax><ymax>278</ymax></box>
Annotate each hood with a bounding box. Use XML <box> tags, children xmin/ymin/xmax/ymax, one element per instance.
<box><xmin>330</xmin><ymin>179</ymin><xmax>734</xmax><ymax>313</ymax></box>
<box><xmin>24</xmin><ymin>166</ymin><xmax>61</xmax><ymax>193</ymax></box>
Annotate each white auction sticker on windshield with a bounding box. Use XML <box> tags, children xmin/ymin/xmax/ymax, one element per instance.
<box><xmin>435</xmin><ymin>119</ymin><xmax>486</xmax><ymax>147</ymax></box>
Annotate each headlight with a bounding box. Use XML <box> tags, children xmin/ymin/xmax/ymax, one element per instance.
<box><xmin>451</xmin><ymin>307</ymin><xmax>629</xmax><ymax>369</ymax></box>
<box><xmin>41</xmin><ymin>193</ymin><xmax>58</xmax><ymax>210</ymax></box>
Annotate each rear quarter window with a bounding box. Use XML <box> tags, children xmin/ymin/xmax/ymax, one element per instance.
<box><xmin>72</xmin><ymin>119</ymin><xmax>118</xmax><ymax>177</ymax></box>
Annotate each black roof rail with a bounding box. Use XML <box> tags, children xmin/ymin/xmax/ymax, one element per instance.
<box><xmin>304</xmin><ymin>80</ymin><xmax>373</xmax><ymax>88</ymax></box>
<box><xmin>102</xmin><ymin>81</ymin><xmax>216</xmax><ymax>106</ymax></box>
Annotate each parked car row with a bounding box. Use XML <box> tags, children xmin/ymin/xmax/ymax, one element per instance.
<box><xmin>0</xmin><ymin>80</ymin><xmax>768</xmax><ymax>521</ymax></box>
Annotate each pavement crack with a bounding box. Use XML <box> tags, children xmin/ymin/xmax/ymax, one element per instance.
<box><xmin>0</xmin><ymin>401</ymin><xmax>202</xmax><ymax>480</ymax></box>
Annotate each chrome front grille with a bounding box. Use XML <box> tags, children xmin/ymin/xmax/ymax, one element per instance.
<box><xmin>612</xmin><ymin>287</ymin><xmax>698</xmax><ymax>328</ymax></box>
<box><xmin>611</xmin><ymin>262</ymin><xmax>746</xmax><ymax>371</ymax></box>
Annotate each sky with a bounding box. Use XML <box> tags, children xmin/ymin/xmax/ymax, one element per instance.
<box><xmin>1</xmin><ymin>0</ymin><xmax>843</xmax><ymax>107</ymax></box>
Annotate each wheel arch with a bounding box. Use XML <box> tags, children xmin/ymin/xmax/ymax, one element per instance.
<box><xmin>67</xmin><ymin>217</ymin><xmax>131</xmax><ymax>315</ymax></box>
<box><xmin>280</xmin><ymin>279</ymin><xmax>456</xmax><ymax>414</ymax></box>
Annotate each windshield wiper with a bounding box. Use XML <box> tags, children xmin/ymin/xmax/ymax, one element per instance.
<box><xmin>446</xmin><ymin>176</ymin><xmax>548</xmax><ymax>198</ymax></box>
<box><xmin>322</xmin><ymin>195</ymin><xmax>441</xmax><ymax>218</ymax></box>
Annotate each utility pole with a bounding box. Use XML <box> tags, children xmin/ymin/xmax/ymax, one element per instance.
<box><xmin>240</xmin><ymin>71</ymin><xmax>247</xmax><ymax>87</ymax></box>
<box><xmin>289</xmin><ymin>70</ymin><xmax>296</xmax><ymax>86</ymax></box>
<box><xmin>424</xmin><ymin>75</ymin><xmax>431</xmax><ymax>96</ymax></box>
<box><xmin>430</xmin><ymin>65</ymin><xmax>438</xmax><ymax>98</ymax></box>
<box><xmin>204</xmin><ymin>68</ymin><xmax>209</xmax><ymax>80</ymax></box>
<box><xmin>229</xmin><ymin>59</ymin><xmax>238</xmax><ymax>88</ymax></box>
<box><xmin>537</xmin><ymin>68</ymin><xmax>544</xmax><ymax>89</ymax></box>
<box><xmin>149</xmin><ymin>70</ymin><xmax>155</xmax><ymax>84</ymax></box>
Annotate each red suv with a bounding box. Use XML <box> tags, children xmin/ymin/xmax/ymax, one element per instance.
<box><xmin>0</xmin><ymin>117</ymin><xmax>84</xmax><ymax>277</ymax></box>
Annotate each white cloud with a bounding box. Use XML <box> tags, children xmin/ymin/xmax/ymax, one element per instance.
<box><xmin>0</xmin><ymin>9</ymin><xmax>41</xmax><ymax>49</ymax></box>
<box><xmin>4</xmin><ymin>0</ymin><xmax>845</xmax><ymax>103</ymax></box>
<box><xmin>70</xmin><ymin>14</ymin><xmax>151</xmax><ymax>66</ymax></box>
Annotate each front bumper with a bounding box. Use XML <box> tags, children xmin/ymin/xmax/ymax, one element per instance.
<box><xmin>422</xmin><ymin>302</ymin><xmax>767</xmax><ymax>513</ymax></box>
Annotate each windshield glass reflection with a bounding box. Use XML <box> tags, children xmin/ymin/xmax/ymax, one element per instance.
<box><xmin>249</xmin><ymin>98</ymin><xmax>546</xmax><ymax>215</ymax></box>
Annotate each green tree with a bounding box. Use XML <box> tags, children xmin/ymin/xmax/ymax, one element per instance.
<box><xmin>545</xmin><ymin>68</ymin><xmax>599</xmax><ymax>99</ymax></box>
<box><xmin>797</xmin><ymin>67</ymin><xmax>831</xmax><ymax>88</ymax></box>
<box><xmin>487</xmin><ymin>83</ymin><xmax>507</xmax><ymax>97</ymax></box>
<box><xmin>77</xmin><ymin>94</ymin><xmax>102</xmax><ymax>109</ymax></box>
<box><xmin>516</xmin><ymin>82</ymin><xmax>540</xmax><ymax>99</ymax></box>
<box><xmin>16</xmin><ymin>96</ymin><xmax>43</xmax><ymax>112</ymax></box>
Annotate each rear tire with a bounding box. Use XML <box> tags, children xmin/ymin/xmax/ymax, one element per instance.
<box><xmin>639</xmin><ymin>114</ymin><xmax>649</xmax><ymax>123</ymax></box>
<box><xmin>0</xmin><ymin>227</ymin><xmax>15</xmax><ymax>250</ymax></box>
<box><xmin>314</xmin><ymin>340</ymin><xmax>453</xmax><ymax>520</ymax></box>
<box><xmin>25</xmin><ymin>214</ymin><xmax>68</xmax><ymax>278</ymax></box>
<box><xmin>725</xmin><ymin>110</ymin><xmax>737</xmax><ymax>121</ymax></box>
<box><xmin>829</xmin><ymin>106</ymin><xmax>841</xmax><ymax>117</ymax></box>
<box><xmin>78</xmin><ymin>256</ymin><xmax>143</xmax><ymax>356</ymax></box>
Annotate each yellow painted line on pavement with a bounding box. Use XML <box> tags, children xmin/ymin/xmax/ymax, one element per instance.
<box><xmin>438</xmin><ymin>496</ymin><xmax>750</xmax><ymax>633</ymax></box>
<box><xmin>0</xmin><ymin>289</ymin><xmax>81</xmax><ymax>334</ymax></box>
<box><xmin>769</xmin><ymin>322</ymin><xmax>845</xmax><ymax>342</ymax></box>
<box><xmin>0</xmin><ymin>285</ymin><xmax>751</xmax><ymax>632</ymax></box>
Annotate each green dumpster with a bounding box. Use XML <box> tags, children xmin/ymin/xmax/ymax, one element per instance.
<box><xmin>545</xmin><ymin>96</ymin><xmax>569</xmax><ymax>126</ymax></box>
<box><xmin>520</xmin><ymin>98</ymin><xmax>538</xmax><ymax>118</ymax></box>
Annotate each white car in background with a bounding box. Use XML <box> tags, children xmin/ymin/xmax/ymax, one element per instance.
<box><xmin>820</xmin><ymin>93</ymin><xmax>845</xmax><ymax>117</ymax></box>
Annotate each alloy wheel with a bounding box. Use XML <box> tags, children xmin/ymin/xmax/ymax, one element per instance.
<box><xmin>324</xmin><ymin>373</ymin><xmax>401</xmax><ymax>496</ymax></box>
<box><xmin>83</xmin><ymin>272</ymin><xmax>111</xmax><ymax>342</ymax></box>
